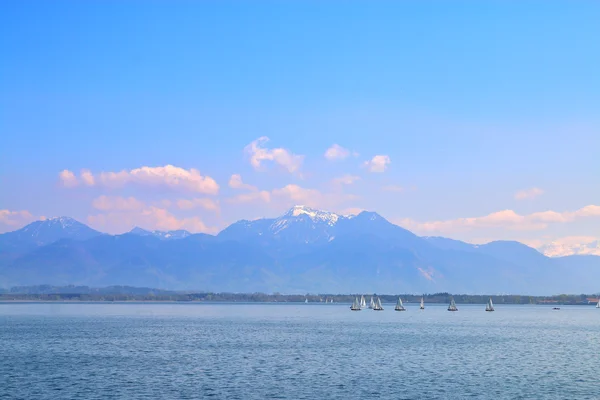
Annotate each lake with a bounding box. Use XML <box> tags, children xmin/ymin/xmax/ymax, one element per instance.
<box><xmin>1</xmin><ymin>302</ymin><xmax>598</xmax><ymax>399</ymax></box>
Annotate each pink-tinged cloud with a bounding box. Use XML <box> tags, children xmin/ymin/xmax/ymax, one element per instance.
<box><xmin>59</xmin><ymin>165</ymin><xmax>219</xmax><ymax>194</ymax></box>
<box><xmin>0</xmin><ymin>209</ymin><xmax>36</xmax><ymax>233</ymax></box>
<box><xmin>271</xmin><ymin>184</ymin><xmax>358</xmax><ymax>210</ymax></box>
<box><xmin>228</xmin><ymin>174</ymin><xmax>258</xmax><ymax>191</ymax></box>
<box><xmin>271</xmin><ymin>184</ymin><xmax>323</xmax><ymax>207</ymax></box>
<box><xmin>59</xmin><ymin>170</ymin><xmax>78</xmax><ymax>187</ymax></box>
<box><xmin>514</xmin><ymin>187</ymin><xmax>544</xmax><ymax>200</ymax></box>
<box><xmin>99</xmin><ymin>165</ymin><xmax>219</xmax><ymax>194</ymax></box>
<box><xmin>176</xmin><ymin>198</ymin><xmax>220</xmax><ymax>212</ymax></box>
<box><xmin>244</xmin><ymin>136</ymin><xmax>304</xmax><ymax>173</ymax></box>
<box><xmin>80</xmin><ymin>169</ymin><xmax>95</xmax><ymax>186</ymax></box>
<box><xmin>324</xmin><ymin>144</ymin><xmax>351</xmax><ymax>161</ymax></box>
<box><xmin>87</xmin><ymin>206</ymin><xmax>216</xmax><ymax>234</ymax></box>
<box><xmin>397</xmin><ymin>204</ymin><xmax>600</xmax><ymax>235</ymax></box>
<box><xmin>363</xmin><ymin>155</ymin><xmax>390</xmax><ymax>173</ymax></box>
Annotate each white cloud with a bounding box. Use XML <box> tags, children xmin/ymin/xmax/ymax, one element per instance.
<box><xmin>228</xmin><ymin>174</ymin><xmax>258</xmax><ymax>191</ymax></box>
<box><xmin>0</xmin><ymin>209</ymin><xmax>36</xmax><ymax>233</ymax></box>
<box><xmin>332</xmin><ymin>175</ymin><xmax>360</xmax><ymax>185</ymax></box>
<box><xmin>324</xmin><ymin>144</ymin><xmax>351</xmax><ymax>161</ymax></box>
<box><xmin>59</xmin><ymin>165</ymin><xmax>219</xmax><ymax>194</ymax></box>
<box><xmin>176</xmin><ymin>198</ymin><xmax>220</xmax><ymax>212</ymax></box>
<box><xmin>244</xmin><ymin>136</ymin><xmax>304</xmax><ymax>173</ymax></box>
<box><xmin>363</xmin><ymin>155</ymin><xmax>390</xmax><ymax>173</ymax></box>
<box><xmin>514</xmin><ymin>187</ymin><xmax>544</xmax><ymax>200</ymax></box>
<box><xmin>397</xmin><ymin>204</ymin><xmax>600</xmax><ymax>235</ymax></box>
<box><xmin>59</xmin><ymin>170</ymin><xmax>78</xmax><ymax>187</ymax></box>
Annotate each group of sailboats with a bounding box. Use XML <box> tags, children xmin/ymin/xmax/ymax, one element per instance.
<box><xmin>351</xmin><ymin>295</ymin><xmax>426</xmax><ymax>311</ymax></box>
<box><xmin>351</xmin><ymin>295</ymin><xmax>600</xmax><ymax>311</ymax></box>
<box><xmin>351</xmin><ymin>295</ymin><xmax>384</xmax><ymax>311</ymax></box>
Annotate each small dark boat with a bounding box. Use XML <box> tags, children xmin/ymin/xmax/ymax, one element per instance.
<box><xmin>553</xmin><ymin>307</ymin><xmax>560</xmax><ymax>310</ymax></box>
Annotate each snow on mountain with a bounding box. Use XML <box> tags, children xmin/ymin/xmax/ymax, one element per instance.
<box><xmin>538</xmin><ymin>240</ymin><xmax>600</xmax><ymax>257</ymax></box>
<box><xmin>128</xmin><ymin>227</ymin><xmax>191</xmax><ymax>240</ymax></box>
<box><xmin>283</xmin><ymin>205</ymin><xmax>343</xmax><ymax>226</ymax></box>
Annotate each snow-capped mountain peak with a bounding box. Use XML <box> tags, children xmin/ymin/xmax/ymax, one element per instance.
<box><xmin>44</xmin><ymin>216</ymin><xmax>78</xmax><ymax>229</ymax></box>
<box><xmin>537</xmin><ymin>240</ymin><xmax>600</xmax><ymax>257</ymax></box>
<box><xmin>283</xmin><ymin>205</ymin><xmax>342</xmax><ymax>226</ymax></box>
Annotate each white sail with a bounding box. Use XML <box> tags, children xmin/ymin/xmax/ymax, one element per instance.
<box><xmin>374</xmin><ymin>297</ymin><xmax>384</xmax><ymax>311</ymax></box>
<box><xmin>369</xmin><ymin>297</ymin><xmax>375</xmax><ymax>309</ymax></box>
<box><xmin>395</xmin><ymin>297</ymin><xmax>405</xmax><ymax>311</ymax></box>
<box><xmin>596</xmin><ymin>298</ymin><xmax>599</xmax><ymax>308</ymax></box>
<box><xmin>485</xmin><ymin>297</ymin><xmax>494</xmax><ymax>311</ymax></box>
<box><xmin>360</xmin><ymin>295</ymin><xmax>366</xmax><ymax>309</ymax></box>
<box><xmin>350</xmin><ymin>296</ymin><xmax>361</xmax><ymax>311</ymax></box>
<box><xmin>420</xmin><ymin>297</ymin><xmax>425</xmax><ymax>309</ymax></box>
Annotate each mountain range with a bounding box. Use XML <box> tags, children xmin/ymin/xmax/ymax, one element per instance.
<box><xmin>0</xmin><ymin>205</ymin><xmax>599</xmax><ymax>294</ymax></box>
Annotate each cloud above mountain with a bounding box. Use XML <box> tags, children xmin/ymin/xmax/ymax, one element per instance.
<box><xmin>228</xmin><ymin>174</ymin><xmax>258</xmax><ymax>191</ymax></box>
<box><xmin>59</xmin><ymin>165</ymin><xmax>219</xmax><ymax>194</ymax></box>
<box><xmin>399</xmin><ymin>204</ymin><xmax>600</xmax><ymax>235</ymax></box>
<box><xmin>244</xmin><ymin>137</ymin><xmax>304</xmax><ymax>173</ymax></box>
<box><xmin>0</xmin><ymin>209</ymin><xmax>36</xmax><ymax>233</ymax></box>
<box><xmin>88</xmin><ymin>195</ymin><xmax>218</xmax><ymax>234</ymax></box>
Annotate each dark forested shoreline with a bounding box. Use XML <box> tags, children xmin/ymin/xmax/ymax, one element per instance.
<box><xmin>0</xmin><ymin>285</ymin><xmax>598</xmax><ymax>305</ymax></box>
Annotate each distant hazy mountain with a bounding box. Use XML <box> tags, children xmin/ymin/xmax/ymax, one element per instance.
<box><xmin>128</xmin><ymin>227</ymin><xmax>191</xmax><ymax>240</ymax></box>
<box><xmin>1</xmin><ymin>206</ymin><xmax>599</xmax><ymax>294</ymax></box>
<box><xmin>0</xmin><ymin>217</ymin><xmax>102</xmax><ymax>258</ymax></box>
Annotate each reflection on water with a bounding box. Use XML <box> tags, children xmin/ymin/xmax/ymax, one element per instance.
<box><xmin>1</xmin><ymin>303</ymin><xmax>598</xmax><ymax>399</ymax></box>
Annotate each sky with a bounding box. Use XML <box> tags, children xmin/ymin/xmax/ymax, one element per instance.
<box><xmin>1</xmin><ymin>1</ymin><xmax>599</xmax><ymax>251</ymax></box>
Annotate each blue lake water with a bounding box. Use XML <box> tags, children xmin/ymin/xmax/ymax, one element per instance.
<box><xmin>1</xmin><ymin>302</ymin><xmax>599</xmax><ymax>399</ymax></box>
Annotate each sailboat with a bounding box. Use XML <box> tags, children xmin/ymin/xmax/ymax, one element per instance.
<box><xmin>394</xmin><ymin>297</ymin><xmax>406</xmax><ymax>311</ymax></box>
<box><xmin>305</xmin><ymin>298</ymin><xmax>308</xmax><ymax>303</ymax></box>
<box><xmin>596</xmin><ymin>298</ymin><xmax>599</xmax><ymax>308</ymax></box>
<box><xmin>350</xmin><ymin>296</ymin><xmax>361</xmax><ymax>311</ymax></box>
<box><xmin>420</xmin><ymin>297</ymin><xmax>425</xmax><ymax>310</ymax></box>
<box><xmin>447</xmin><ymin>297</ymin><xmax>458</xmax><ymax>312</ymax></box>
<box><xmin>485</xmin><ymin>297</ymin><xmax>495</xmax><ymax>312</ymax></box>
<box><xmin>373</xmin><ymin>297</ymin><xmax>384</xmax><ymax>311</ymax></box>
<box><xmin>369</xmin><ymin>296</ymin><xmax>375</xmax><ymax>309</ymax></box>
<box><xmin>360</xmin><ymin>295</ymin><xmax>367</xmax><ymax>309</ymax></box>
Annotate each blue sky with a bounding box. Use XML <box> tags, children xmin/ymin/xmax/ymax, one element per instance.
<box><xmin>1</xmin><ymin>1</ymin><xmax>599</xmax><ymax>252</ymax></box>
